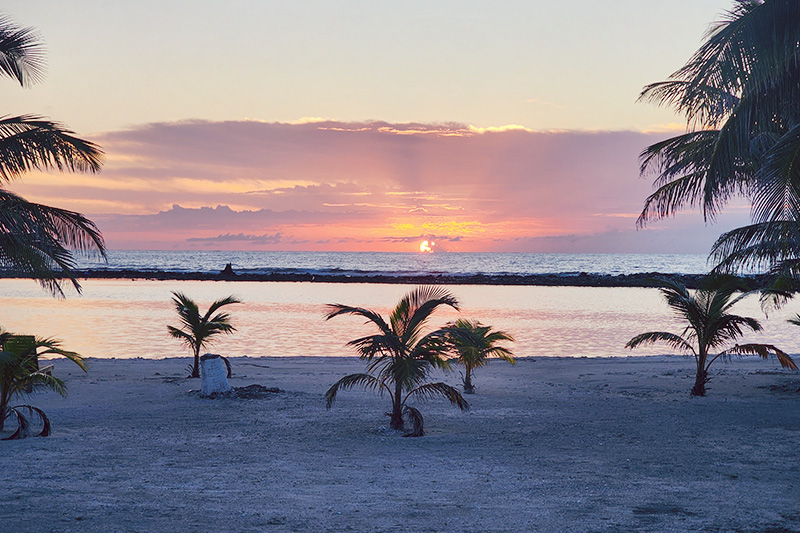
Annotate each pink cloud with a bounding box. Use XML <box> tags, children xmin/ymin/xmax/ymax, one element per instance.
<box><xmin>12</xmin><ymin>120</ymin><xmax>751</xmax><ymax>252</ymax></box>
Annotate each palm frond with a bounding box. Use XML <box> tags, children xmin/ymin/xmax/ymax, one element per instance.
<box><xmin>2</xmin><ymin>404</ymin><xmax>50</xmax><ymax>439</ymax></box>
<box><xmin>638</xmin><ymin>80</ymin><xmax>737</xmax><ymax>129</ymax></box>
<box><xmin>406</xmin><ymin>382</ymin><xmax>469</xmax><ymax>411</ymax></box>
<box><xmin>0</xmin><ymin>16</ymin><xmax>45</xmax><ymax>87</ymax></box>
<box><xmin>749</xmin><ymin>124</ymin><xmax>800</xmax><ymax>224</ymax></box>
<box><xmin>325</xmin><ymin>304</ymin><xmax>393</xmax><ymax>336</ymax></box>
<box><xmin>14</xmin><ymin>371</ymin><xmax>66</xmax><ymax>397</ymax></box>
<box><xmin>625</xmin><ymin>331</ymin><xmax>695</xmax><ymax>355</ymax></box>
<box><xmin>167</xmin><ymin>325</ymin><xmax>194</xmax><ymax>344</ymax></box>
<box><xmin>396</xmin><ymin>286</ymin><xmax>459</xmax><ymax>344</ymax></box>
<box><xmin>402</xmin><ymin>405</ymin><xmax>424</xmax><ymax>437</ymax></box>
<box><xmin>344</xmin><ymin>333</ymin><xmax>398</xmax><ymax>360</ymax></box>
<box><xmin>324</xmin><ymin>373</ymin><xmax>388</xmax><ymax>408</ymax></box>
<box><xmin>725</xmin><ymin>343</ymin><xmax>797</xmax><ymax>370</ymax></box>
<box><xmin>373</xmin><ymin>356</ymin><xmax>432</xmax><ymax>391</ymax></box>
<box><xmin>711</xmin><ymin>221</ymin><xmax>800</xmax><ymax>272</ymax></box>
<box><xmin>203</xmin><ymin>295</ymin><xmax>243</xmax><ymax>321</ymax></box>
<box><xmin>408</xmin><ymin>329</ymin><xmax>453</xmax><ymax>368</ymax></box>
<box><xmin>34</xmin><ymin>337</ymin><xmax>86</xmax><ymax>372</ymax></box>
<box><xmin>706</xmin><ymin>315</ymin><xmax>762</xmax><ymax>351</ymax></box>
<box><xmin>0</xmin><ymin>188</ymin><xmax>106</xmax><ymax>295</ymax></box>
<box><xmin>0</xmin><ymin>115</ymin><xmax>103</xmax><ymax>182</ymax></box>
<box><xmin>169</xmin><ymin>291</ymin><xmax>239</xmax><ymax>344</ymax></box>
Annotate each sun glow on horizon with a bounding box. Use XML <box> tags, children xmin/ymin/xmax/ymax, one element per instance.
<box><xmin>419</xmin><ymin>240</ymin><xmax>435</xmax><ymax>253</ymax></box>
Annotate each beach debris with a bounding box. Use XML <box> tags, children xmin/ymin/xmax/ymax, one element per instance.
<box><xmin>230</xmin><ymin>384</ymin><xmax>283</xmax><ymax>398</ymax></box>
<box><xmin>200</xmin><ymin>354</ymin><xmax>231</xmax><ymax>397</ymax></box>
<box><xmin>764</xmin><ymin>382</ymin><xmax>800</xmax><ymax>394</ymax></box>
<box><xmin>192</xmin><ymin>384</ymin><xmax>283</xmax><ymax>399</ymax></box>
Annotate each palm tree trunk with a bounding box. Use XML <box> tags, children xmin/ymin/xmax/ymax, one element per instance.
<box><xmin>0</xmin><ymin>389</ymin><xmax>10</xmax><ymax>431</ymax></box>
<box><xmin>692</xmin><ymin>353</ymin><xmax>708</xmax><ymax>396</ymax></box>
<box><xmin>191</xmin><ymin>345</ymin><xmax>201</xmax><ymax>378</ymax></box>
<box><xmin>463</xmin><ymin>367</ymin><xmax>475</xmax><ymax>394</ymax></box>
<box><xmin>390</xmin><ymin>382</ymin><xmax>404</xmax><ymax>430</ymax></box>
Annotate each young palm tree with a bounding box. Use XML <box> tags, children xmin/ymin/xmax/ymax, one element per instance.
<box><xmin>325</xmin><ymin>286</ymin><xmax>468</xmax><ymax>437</ymax></box>
<box><xmin>0</xmin><ymin>329</ymin><xmax>87</xmax><ymax>438</ymax></box>
<box><xmin>0</xmin><ymin>15</ymin><xmax>106</xmax><ymax>296</ymax></box>
<box><xmin>626</xmin><ymin>278</ymin><xmax>796</xmax><ymax>396</ymax></box>
<box><xmin>444</xmin><ymin>318</ymin><xmax>515</xmax><ymax>394</ymax></box>
<box><xmin>637</xmin><ymin>1</ymin><xmax>800</xmax><ymax>272</ymax></box>
<box><xmin>168</xmin><ymin>292</ymin><xmax>241</xmax><ymax>378</ymax></box>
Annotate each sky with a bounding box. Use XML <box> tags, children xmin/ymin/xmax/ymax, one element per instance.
<box><xmin>2</xmin><ymin>0</ymin><xmax>747</xmax><ymax>253</ymax></box>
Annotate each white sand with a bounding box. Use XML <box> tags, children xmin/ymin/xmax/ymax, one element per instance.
<box><xmin>2</xmin><ymin>355</ymin><xmax>799</xmax><ymax>532</ymax></box>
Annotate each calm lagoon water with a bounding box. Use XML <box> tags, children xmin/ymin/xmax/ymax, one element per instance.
<box><xmin>2</xmin><ymin>278</ymin><xmax>799</xmax><ymax>360</ymax></box>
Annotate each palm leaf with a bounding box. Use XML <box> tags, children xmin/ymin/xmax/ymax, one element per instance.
<box><xmin>749</xmin><ymin>124</ymin><xmax>800</xmax><ymax>224</ymax></box>
<box><xmin>0</xmin><ymin>188</ymin><xmax>106</xmax><ymax>295</ymax></box>
<box><xmin>15</xmin><ymin>370</ymin><xmax>67</xmax><ymax>398</ymax></box>
<box><xmin>625</xmin><ymin>331</ymin><xmax>695</xmax><ymax>355</ymax></box>
<box><xmin>34</xmin><ymin>337</ymin><xmax>86</xmax><ymax>372</ymax></box>
<box><xmin>725</xmin><ymin>343</ymin><xmax>797</xmax><ymax>370</ymax></box>
<box><xmin>167</xmin><ymin>326</ymin><xmax>194</xmax><ymax>345</ymax></box>
<box><xmin>325</xmin><ymin>304</ymin><xmax>393</xmax><ymax>337</ymax></box>
<box><xmin>324</xmin><ymin>373</ymin><xmax>389</xmax><ymax>408</ymax></box>
<box><xmin>203</xmin><ymin>295</ymin><xmax>243</xmax><ymax>322</ymax></box>
<box><xmin>0</xmin><ymin>115</ymin><xmax>103</xmax><ymax>182</ymax></box>
<box><xmin>3</xmin><ymin>404</ymin><xmax>50</xmax><ymax>439</ymax></box>
<box><xmin>0</xmin><ymin>16</ymin><xmax>45</xmax><ymax>87</ymax></box>
<box><xmin>711</xmin><ymin>221</ymin><xmax>800</xmax><ymax>272</ymax></box>
<box><xmin>406</xmin><ymin>382</ymin><xmax>469</xmax><ymax>411</ymax></box>
<box><xmin>402</xmin><ymin>405</ymin><xmax>424</xmax><ymax>437</ymax></box>
<box><xmin>345</xmin><ymin>333</ymin><xmax>399</xmax><ymax>360</ymax></box>
<box><xmin>396</xmin><ymin>286</ymin><xmax>459</xmax><ymax>344</ymax></box>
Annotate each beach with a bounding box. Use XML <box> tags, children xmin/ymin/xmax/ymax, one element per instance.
<box><xmin>3</xmin><ymin>355</ymin><xmax>799</xmax><ymax>532</ymax></box>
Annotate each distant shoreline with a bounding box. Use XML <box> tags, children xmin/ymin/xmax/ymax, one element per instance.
<box><xmin>0</xmin><ymin>269</ymin><xmax>767</xmax><ymax>288</ymax></box>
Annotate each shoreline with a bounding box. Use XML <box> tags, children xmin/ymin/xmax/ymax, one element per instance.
<box><xmin>3</xmin><ymin>355</ymin><xmax>799</xmax><ymax>532</ymax></box>
<box><xmin>0</xmin><ymin>270</ymin><xmax>763</xmax><ymax>287</ymax></box>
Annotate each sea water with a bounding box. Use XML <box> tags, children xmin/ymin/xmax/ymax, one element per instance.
<box><xmin>75</xmin><ymin>250</ymin><xmax>714</xmax><ymax>277</ymax></box>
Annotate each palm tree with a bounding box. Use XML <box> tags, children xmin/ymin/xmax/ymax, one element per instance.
<box><xmin>0</xmin><ymin>15</ymin><xmax>106</xmax><ymax>296</ymax></box>
<box><xmin>443</xmin><ymin>318</ymin><xmax>515</xmax><ymax>394</ymax></box>
<box><xmin>0</xmin><ymin>329</ymin><xmax>87</xmax><ymax>438</ymax></box>
<box><xmin>626</xmin><ymin>278</ymin><xmax>796</xmax><ymax>396</ymax></box>
<box><xmin>637</xmin><ymin>1</ymin><xmax>800</xmax><ymax>272</ymax></box>
<box><xmin>168</xmin><ymin>292</ymin><xmax>241</xmax><ymax>378</ymax></box>
<box><xmin>324</xmin><ymin>286</ymin><xmax>468</xmax><ymax>437</ymax></box>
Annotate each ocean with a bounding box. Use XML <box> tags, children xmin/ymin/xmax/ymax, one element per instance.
<box><xmin>76</xmin><ymin>250</ymin><xmax>714</xmax><ymax>278</ymax></box>
<box><xmin>2</xmin><ymin>251</ymin><xmax>797</xmax><ymax>361</ymax></box>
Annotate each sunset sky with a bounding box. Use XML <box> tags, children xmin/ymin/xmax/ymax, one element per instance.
<box><xmin>3</xmin><ymin>0</ymin><xmax>746</xmax><ymax>253</ymax></box>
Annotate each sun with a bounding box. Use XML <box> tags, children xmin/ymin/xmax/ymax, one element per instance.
<box><xmin>419</xmin><ymin>240</ymin><xmax>434</xmax><ymax>253</ymax></box>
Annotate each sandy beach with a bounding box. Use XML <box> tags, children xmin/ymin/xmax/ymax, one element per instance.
<box><xmin>2</xmin><ymin>355</ymin><xmax>799</xmax><ymax>532</ymax></box>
